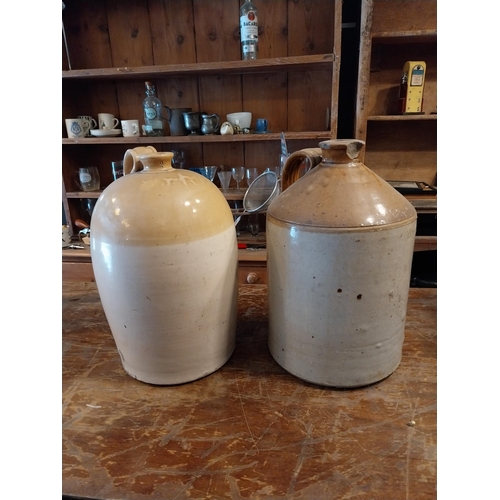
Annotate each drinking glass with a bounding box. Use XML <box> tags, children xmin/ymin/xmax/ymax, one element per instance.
<box><xmin>204</xmin><ymin>166</ymin><xmax>218</xmax><ymax>182</ymax></box>
<box><xmin>171</xmin><ymin>150</ymin><xmax>185</xmax><ymax>169</ymax></box>
<box><xmin>218</xmin><ymin>171</ymin><xmax>232</xmax><ymax>192</ymax></box>
<box><xmin>246</xmin><ymin>167</ymin><xmax>259</xmax><ymax>188</ymax></box>
<box><xmin>111</xmin><ymin>161</ymin><xmax>123</xmax><ymax>181</ymax></box>
<box><xmin>248</xmin><ymin>213</ymin><xmax>259</xmax><ymax>236</ymax></box>
<box><xmin>77</xmin><ymin>167</ymin><xmax>100</xmax><ymax>191</ymax></box>
<box><xmin>231</xmin><ymin>166</ymin><xmax>245</xmax><ymax>191</ymax></box>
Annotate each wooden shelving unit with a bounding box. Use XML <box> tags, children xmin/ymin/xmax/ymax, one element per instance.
<box><xmin>354</xmin><ymin>0</ymin><xmax>437</xmax><ymax>253</ymax></box>
<box><xmin>62</xmin><ymin>0</ymin><xmax>342</xmax><ymax>235</ymax></box>
<box><xmin>355</xmin><ymin>0</ymin><xmax>437</xmax><ymax>185</ymax></box>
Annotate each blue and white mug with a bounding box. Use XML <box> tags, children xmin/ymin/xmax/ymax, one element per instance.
<box><xmin>65</xmin><ymin>118</ymin><xmax>85</xmax><ymax>139</ymax></box>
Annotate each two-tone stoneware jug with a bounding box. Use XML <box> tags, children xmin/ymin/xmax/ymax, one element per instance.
<box><xmin>266</xmin><ymin>139</ymin><xmax>417</xmax><ymax>388</ymax></box>
<box><xmin>90</xmin><ymin>150</ymin><xmax>238</xmax><ymax>385</ymax></box>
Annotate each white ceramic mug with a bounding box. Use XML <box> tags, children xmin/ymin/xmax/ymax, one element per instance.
<box><xmin>98</xmin><ymin>113</ymin><xmax>119</xmax><ymax>130</ymax></box>
<box><xmin>65</xmin><ymin>118</ymin><xmax>85</xmax><ymax>139</ymax></box>
<box><xmin>121</xmin><ymin>119</ymin><xmax>140</xmax><ymax>137</ymax></box>
<box><xmin>78</xmin><ymin>115</ymin><xmax>97</xmax><ymax>136</ymax></box>
<box><xmin>62</xmin><ymin>225</ymin><xmax>71</xmax><ymax>247</ymax></box>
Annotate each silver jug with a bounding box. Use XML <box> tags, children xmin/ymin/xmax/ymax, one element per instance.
<box><xmin>183</xmin><ymin>111</ymin><xmax>203</xmax><ymax>135</ymax></box>
<box><xmin>201</xmin><ymin>113</ymin><xmax>220</xmax><ymax>135</ymax></box>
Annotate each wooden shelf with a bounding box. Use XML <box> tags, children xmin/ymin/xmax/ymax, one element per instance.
<box><xmin>62</xmin><ymin>131</ymin><xmax>332</xmax><ymax>145</ymax></box>
<box><xmin>66</xmin><ymin>188</ymin><xmax>246</xmax><ymax>201</ymax></box>
<box><xmin>62</xmin><ymin>54</ymin><xmax>336</xmax><ymax>81</ymax></box>
<box><xmin>407</xmin><ymin>196</ymin><xmax>437</xmax><ymax>214</ymax></box>
<box><xmin>66</xmin><ymin>191</ymin><xmax>101</xmax><ymax>199</ymax></box>
<box><xmin>414</xmin><ymin>235</ymin><xmax>437</xmax><ymax>252</ymax></box>
<box><xmin>367</xmin><ymin>114</ymin><xmax>437</xmax><ymax>122</ymax></box>
<box><xmin>372</xmin><ymin>30</ymin><xmax>437</xmax><ymax>42</ymax></box>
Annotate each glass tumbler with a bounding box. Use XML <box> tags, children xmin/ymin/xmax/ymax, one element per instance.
<box><xmin>78</xmin><ymin>167</ymin><xmax>100</xmax><ymax>191</ymax></box>
<box><xmin>218</xmin><ymin>171</ymin><xmax>232</xmax><ymax>192</ymax></box>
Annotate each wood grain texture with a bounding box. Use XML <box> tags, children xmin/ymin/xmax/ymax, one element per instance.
<box><xmin>371</xmin><ymin>0</ymin><xmax>437</xmax><ymax>34</ymax></box>
<box><xmin>364</xmin><ymin>120</ymin><xmax>437</xmax><ymax>184</ymax></box>
<box><xmin>149</xmin><ymin>0</ymin><xmax>197</xmax><ymax>65</ymax></box>
<box><xmin>62</xmin><ymin>283</ymin><xmax>436</xmax><ymax>499</ymax></box>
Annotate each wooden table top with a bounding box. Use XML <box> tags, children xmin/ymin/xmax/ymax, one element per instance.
<box><xmin>62</xmin><ymin>283</ymin><xmax>437</xmax><ymax>500</ymax></box>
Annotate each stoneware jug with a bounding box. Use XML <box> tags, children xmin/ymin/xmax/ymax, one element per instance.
<box><xmin>90</xmin><ymin>151</ymin><xmax>238</xmax><ymax>385</ymax></box>
<box><xmin>266</xmin><ymin>139</ymin><xmax>417</xmax><ymax>388</ymax></box>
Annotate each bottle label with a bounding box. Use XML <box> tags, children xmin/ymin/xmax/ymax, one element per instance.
<box><xmin>240</xmin><ymin>13</ymin><xmax>258</xmax><ymax>41</ymax></box>
<box><xmin>80</xmin><ymin>173</ymin><xmax>91</xmax><ymax>183</ymax></box>
<box><xmin>243</xmin><ymin>45</ymin><xmax>256</xmax><ymax>55</ymax></box>
<box><xmin>145</xmin><ymin>108</ymin><xmax>157</xmax><ymax>120</ymax></box>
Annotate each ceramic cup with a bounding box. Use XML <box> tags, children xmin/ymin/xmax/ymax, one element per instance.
<box><xmin>255</xmin><ymin>118</ymin><xmax>268</xmax><ymax>133</ymax></box>
<box><xmin>78</xmin><ymin>115</ymin><xmax>97</xmax><ymax>136</ymax></box>
<box><xmin>98</xmin><ymin>113</ymin><xmax>119</xmax><ymax>130</ymax></box>
<box><xmin>121</xmin><ymin>119</ymin><xmax>140</xmax><ymax>137</ymax></box>
<box><xmin>77</xmin><ymin>166</ymin><xmax>100</xmax><ymax>191</ymax></box>
<box><xmin>62</xmin><ymin>225</ymin><xmax>71</xmax><ymax>247</ymax></box>
<box><xmin>65</xmin><ymin>118</ymin><xmax>85</xmax><ymax>139</ymax></box>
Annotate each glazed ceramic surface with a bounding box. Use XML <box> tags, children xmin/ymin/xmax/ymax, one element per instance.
<box><xmin>91</xmin><ymin>152</ymin><xmax>238</xmax><ymax>385</ymax></box>
<box><xmin>266</xmin><ymin>140</ymin><xmax>417</xmax><ymax>388</ymax></box>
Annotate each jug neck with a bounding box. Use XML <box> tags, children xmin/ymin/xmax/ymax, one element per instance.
<box><xmin>138</xmin><ymin>152</ymin><xmax>174</xmax><ymax>171</ymax></box>
<box><xmin>319</xmin><ymin>139</ymin><xmax>365</xmax><ymax>166</ymax></box>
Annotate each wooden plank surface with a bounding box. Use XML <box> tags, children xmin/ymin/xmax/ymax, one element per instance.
<box><xmin>62</xmin><ymin>283</ymin><xmax>437</xmax><ymax>499</ymax></box>
<box><xmin>149</xmin><ymin>0</ymin><xmax>197</xmax><ymax>65</ymax></box>
<box><xmin>371</xmin><ymin>0</ymin><xmax>437</xmax><ymax>34</ymax></box>
<box><xmin>364</xmin><ymin>120</ymin><xmax>437</xmax><ymax>184</ymax></box>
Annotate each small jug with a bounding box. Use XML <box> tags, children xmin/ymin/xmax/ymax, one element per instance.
<box><xmin>201</xmin><ymin>113</ymin><xmax>220</xmax><ymax>135</ymax></box>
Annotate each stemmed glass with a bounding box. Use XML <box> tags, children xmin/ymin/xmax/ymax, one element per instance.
<box><xmin>246</xmin><ymin>168</ymin><xmax>259</xmax><ymax>188</ymax></box>
<box><xmin>231</xmin><ymin>166</ymin><xmax>245</xmax><ymax>191</ymax></box>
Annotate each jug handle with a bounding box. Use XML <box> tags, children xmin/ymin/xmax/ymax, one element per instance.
<box><xmin>281</xmin><ymin>148</ymin><xmax>322</xmax><ymax>191</ymax></box>
<box><xmin>123</xmin><ymin>146</ymin><xmax>158</xmax><ymax>175</ymax></box>
<box><xmin>214</xmin><ymin>114</ymin><xmax>220</xmax><ymax>131</ymax></box>
<box><xmin>163</xmin><ymin>106</ymin><xmax>172</xmax><ymax>121</ymax></box>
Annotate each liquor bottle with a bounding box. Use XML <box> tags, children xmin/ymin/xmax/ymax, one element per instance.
<box><xmin>240</xmin><ymin>0</ymin><xmax>258</xmax><ymax>60</ymax></box>
<box><xmin>397</xmin><ymin>70</ymin><xmax>408</xmax><ymax>115</ymax></box>
<box><xmin>143</xmin><ymin>81</ymin><xmax>164</xmax><ymax>136</ymax></box>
